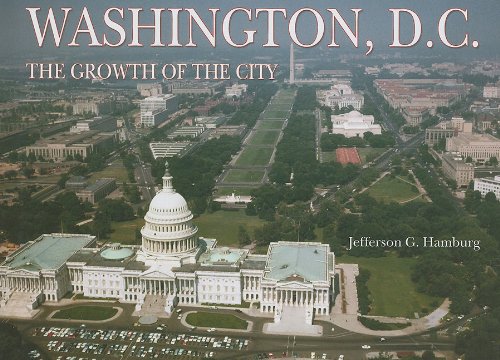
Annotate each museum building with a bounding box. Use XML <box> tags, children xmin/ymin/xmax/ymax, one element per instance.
<box><xmin>0</xmin><ymin>163</ymin><xmax>335</xmax><ymax>323</ymax></box>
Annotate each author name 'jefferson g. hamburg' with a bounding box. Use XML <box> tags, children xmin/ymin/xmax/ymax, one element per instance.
<box><xmin>348</xmin><ymin>236</ymin><xmax>481</xmax><ymax>251</ymax></box>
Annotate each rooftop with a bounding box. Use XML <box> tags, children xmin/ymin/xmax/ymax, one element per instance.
<box><xmin>2</xmin><ymin>234</ymin><xmax>95</xmax><ymax>271</ymax></box>
<box><xmin>198</xmin><ymin>247</ymin><xmax>247</xmax><ymax>267</ymax></box>
<box><xmin>68</xmin><ymin>245</ymin><xmax>146</xmax><ymax>270</ymax></box>
<box><xmin>265</xmin><ymin>242</ymin><xmax>331</xmax><ymax>283</ymax></box>
<box><xmin>453</xmin><ymin>133</ymin><xmax>500</xmax><ymax>144</ymax></box>
<box><xmin>29</xmin><ymin>130</ymin><xmax>115</xmax><ymax>147</ymax></box>
<box><xmin>83</xmin><ymin>178</ymin><xmax>116</xmax><ymax>193</ymax></box>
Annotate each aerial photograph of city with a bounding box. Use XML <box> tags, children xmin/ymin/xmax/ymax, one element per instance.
<box><xmin>0</xmin><ymin>0</ymin><xmax>499</xmax><ymax>359</ymax></box>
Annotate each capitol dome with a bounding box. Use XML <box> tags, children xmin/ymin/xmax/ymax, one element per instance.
<box><xmin>140</xmin><ymin>161</ymin><xmax>198</xmax><ymax>256</ymax></box>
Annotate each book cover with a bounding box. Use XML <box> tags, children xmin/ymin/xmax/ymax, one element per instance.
<box><xmin>0</xmin><ymin>1</ymin><xmax>498</xmax><ymax>359</ymax></box>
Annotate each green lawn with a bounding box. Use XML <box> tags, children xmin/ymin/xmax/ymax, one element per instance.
<box><xmin>108</xmin><ymin>217</ymin><xmax>144</xmax><ymax>245</ymax></box>
<box><xmin>194</xmin><ymin>209</ymin><xmax>267</xmax><ymax>246</ymax></box>
<box><xmin>321</xmin><ymin>151</ymin><xmax>337</xmax><ymax>163</ymax></box>
<box><xmin>262</xmin><ymin>109</ymin><xmax>290</xmax><ymax>119</ymax></box>
<box><xmin>256</xmin><ymin>120</ymin><xmax>285</xmax><ymax>130</ymax></box>
<box><xmin>185</xmin><ymin>312</ymin><xmax>248</xmax><ymax>329</ymax></box>
<box><xmin>357</xmin><ymin>148</ymin><xmax>388</xmax><ymax>164</ymax></box>
<box><xmin>89</xmin><ymin>161</ymin><xmax>129</xmax><ymax>184</ymax></box>
<box><xmin>235</xmin><ymin>147</ymin><xmax>274</xmax><ymax>166</ymax></box>
<box><xmin>215</xmin><ymin>187</ymin><xmax>256</xmax><ymax>196</ymax></box>
<box><xmin>52</xmin><ymin>306</ymin><xmax>118</xmax><ymax>321</ymax></box>
<box><xmin>224</xmin><ymin>169</ymin><xmax>265</xmax><ymax>183</ymax></box>
<box><xmin>266</xmin><ymin>104</ymin><xmax>292</xmax><ymax>112</ymax></box>
<box><xmin>366</xmin><ymin>175</ymin><xmax>420</xmax><ymax>203</ymax></box>
<box><xmin>248</xmin><ymin>131</ymin><xmax>280</xmax><ymax>146</ymax></box>
<box><xmin>339</xmin><ymin>255</ymin><xmax>442</xmax><ymax>317</ymax></box>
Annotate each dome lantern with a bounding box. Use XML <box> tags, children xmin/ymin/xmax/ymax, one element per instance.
<box><xmin>162</xmin><ymin>160</ymin><xmax>174</xmax><ymax>193</ymax></box>
<box><xmin>140</xmin><ymin>159</ymin><xmax>198</xmax><ymax>256</ymax></box>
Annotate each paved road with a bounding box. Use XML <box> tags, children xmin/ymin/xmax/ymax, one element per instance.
<box><xmin>134</xmin><ymin>162</ymin><xmax>156</xmax><ymax>203</ymax></box>
<box><xmin>13</xmin><ymin>302</ymin><xmax>458</xmax><ymax>360</ymax></box>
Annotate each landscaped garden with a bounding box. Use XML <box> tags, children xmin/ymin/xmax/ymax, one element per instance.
<box><xmin>185</xmin><ymin>312</ymin><xmax>248</xmax><ymax>330</ymax></box>
<box><xmin>52</xmin><ymin>306</ymin><xmax>118</xmax><ymax>321</ymax></box>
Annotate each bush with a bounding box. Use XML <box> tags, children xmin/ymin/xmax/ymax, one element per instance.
<box><xmin>358</xmin><ymin>316</ymin><xmax>410</xmax><ymax>330</ymax></box>
<box><xmin>357</xmin><ymin>269</ymin><xmax>372</xmax><ymax>314</ymax></box>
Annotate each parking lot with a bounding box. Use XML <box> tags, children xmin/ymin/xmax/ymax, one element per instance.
<box><xmin>32</xmin><ymin>326</ymin><xmax>250</xmax><ymax>359</ymax></box>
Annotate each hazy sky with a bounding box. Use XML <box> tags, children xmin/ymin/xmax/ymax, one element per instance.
<box><xmin>0</xmin><ymin>0</ymin><xmax>499</xmax><ymax>60</ymax></box>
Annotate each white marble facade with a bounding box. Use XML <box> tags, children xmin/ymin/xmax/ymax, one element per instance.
<box><xmin>0</xmin><ymin>163</ymin><xmax>335</xmax><ymax>322</ymax></box>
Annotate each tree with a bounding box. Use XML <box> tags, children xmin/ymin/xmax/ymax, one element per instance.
<box><xmin>0</xmin><ymin>323</ymin><xmax>33</xmax><ymax>360</ymax></box>
<box><xmin>465</xmin><ymin>156</ymin><xmax>473</xmax><ymax>163</ymax></box>
<box><xmin>98</xmin><ymin>199</ymin><xmax>135</xmax><ymax>222</ymax></box>
<box><xmin>421</xmin><ymin>350</ymin><xmax>436</xmax><ymax>360</ymax></box>
<box><xmin>58</xmin><ymin>173</ymin><xmax>70</xmax><ymax>188</ymax></box>
<box><xmin>315</xmin><ymin>200</ymin><xmax>341</xmax><ymax>228</ymax></box>
<box><xmin>21</xmin><ymin>167</ymin><xmax>34</xmax><ymax>179</ymax></box>
<box><xmin>27</xmin><ymin>152</ymin><xmax>37</xmax><ymax>163</ymax></box>
<box><xmin>92</xmin><ymin>211</ymin><xmax>112</xmax><ymax>238</ymax></box>
<box><xmin>464</xmin><ymin>190</ymin><xmax>482</xmax><ymax>213</ymax></box>
<box><xmin>489</xmin><ymin>156</ymin><xmax>498</xmax><ymax>167</ymax></box>
<box><xmin>484</xmin><ymin>192</ymin><xmax>497</xmax><ymax>203</ymax></box>
<box><xmin>4</xmin><ymin>170</ymin><xmax>17</xmax><ymax>180</ymax></box>
<box><xmin>238</xmin><ymin>225</ymin><xmax>251</xmax><ymax>247</ymax></box>
<box><xmin>7</xmin><ymin>151</ymin><xmax>18</xmax><ymax>163</ymax></box>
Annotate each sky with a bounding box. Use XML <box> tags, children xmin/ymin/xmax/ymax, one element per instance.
<box><xmin>0</xmin><ymin>0</ymin><xmax>499</xmax><ymax>61</ymax></box>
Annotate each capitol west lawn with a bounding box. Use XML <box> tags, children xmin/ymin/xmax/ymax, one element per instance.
<box><xmin>193</xmin><ymin>209</ymin><xmax>267</xmax><ymax>247</ymax></box>
<box><xmin>108</xmin><ymin>217</ymin><xmax>144</xmax><ymax>245</ymax></box>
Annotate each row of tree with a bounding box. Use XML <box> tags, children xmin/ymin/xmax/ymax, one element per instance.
<box><xmin>150</xmin><ymin>135</ymin><xmax>241</xmax><ymax>215</ymax></box>
<box><xmin>227</xmin><ymin>82</ymin><xmax>277</xmax><ymax>128</ymax></box>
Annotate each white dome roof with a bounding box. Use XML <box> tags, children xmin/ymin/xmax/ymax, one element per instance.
<box><xmin>149</xmin><ymin>191</ymin><xmax>188</xmax><ymax>214</ymax></box>
<box><xmin>345</xmin><ymin>110</ymin><xmax>362</xmax><ymax>117</ymax></box>
<box><xmin>144</xmin><ymin>162</ymin><xmax>192</xmax><ymax>224</ymax></box>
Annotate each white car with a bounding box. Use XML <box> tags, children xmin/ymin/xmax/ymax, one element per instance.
<box><xmin>362</xmin><ymin>345</ymin><xmax>371</xmax><ymax>349</ymax></box>
<box><xmin>338</xmin><ymin>356</ymin><xmax>345</xmax><ymax>360</ymax></box>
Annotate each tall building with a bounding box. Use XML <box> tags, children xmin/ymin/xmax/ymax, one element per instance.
<box><xmin>289</xmin><ymin>43</ymin><xmax>295</xmax><ymax>84</ymax></box>
<box><xmin>137</xmin><ymin>83</ymin><xmax>163</xmax><ymax>97</ymax></box>
<box><xmin>76</xmin><ymin>178</ymin><xmax>117</xmax><ymax>204</ymax></box>
<box><xmin>72</xmin><ymin>99</ymin><xmax>115</xmax><ymax>116</ymax></box>
<box><xmin>225</xmin><ymin>84</ymin><xmax>248</xmax><ymax>98</ymax></box>
<box><xmin>374</xmin><ymin>79</ymin><xmax>470</xmax><ymax>125</ymax></box>
<box><xmin>446</xmin><ymin>133</ymin><xmax>500</xmax><ymax>163</ymax></box>
<box><xmin>25</xmin><ymin>131</ymin><xmax>116</xmax><ymax>162</ymax></box>
<box><xmin>441</xmin><ymin>153</ymin><xmax>474</xmax><ymax>187</ymax></box>
<box><xmin>70</xmin><ymin>116</ymin><xmax>117</xmax><ymax>134</ymax></box>
<box><xmin>140</xmin><ymin>94</ymin><xmax>178</xmax><ymax>127</ymax></box>
<box><xmin>0</xmin><ymin>162</ymin><xmax>335</xmax><ymax>325</ymax></box>
<box><xmin>483</xmin><ymin>83</ymin><xmax>500</xmax><ymax>99</ymax></box>
<box><xmin>425</xmin><ymin>117</ymin><xmax>473</xmax><ymax>146</ymax></box>
<box><xmin>474</xmin><ymin>175</ymin><xmax>500</xmax><ymax>198</ymax></box>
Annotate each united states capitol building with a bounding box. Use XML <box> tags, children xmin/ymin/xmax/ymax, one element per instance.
<box><xmin>0</xmin><ymin>164</ymin><xmax>335</xmax><ymax>324</ymax></box>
